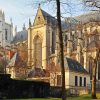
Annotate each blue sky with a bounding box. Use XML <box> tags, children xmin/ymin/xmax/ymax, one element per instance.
<box><xmin>0</xmin><ymin>0</ymin><xmax>86</xmax><ymax>31</ymax></box>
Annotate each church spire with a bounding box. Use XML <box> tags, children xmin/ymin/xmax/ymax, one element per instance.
<box><xmin>23</xmin><ymin>23</ymin><xmax>26</xmax><ymax>30</ymax></box>
<box><xmin>15</xmin><ymin>25</ymin><xmax>17</xmax><ymax>33</ymax></box>
<box><xmin>29</xmin><ymin>18</ymin><xmax>31</xmax><ymax>27</ymax></box>
<box><xmin>10</xmin><ymin>18</ymin><xmax>13</xmax><ymax>26</ymax></box>
<box><xmin>38</xmin><ymin>3</ymin><xmax>41</xmax><ymax>8</ymax></box>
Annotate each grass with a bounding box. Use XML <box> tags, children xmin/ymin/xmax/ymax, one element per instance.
<box><xmin>11</xmin><ymin>93</ymin><xmax>100</xmax><ymax>100</ymax></box>
<box><xmin>68</xmin><ymin>94</ymin><xmax>91</xmax><ymax>100</ymax></box>
<box><xmin>14</xmin><ymin>98</ymin><xmax>61</xmax><ymax>100</ymax></box>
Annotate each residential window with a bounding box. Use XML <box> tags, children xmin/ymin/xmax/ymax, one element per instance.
<box><xmin>80</xmin><ymin>77</ymin><xmax>82</xmax><ymax>86</ymax></box>
<box><xmin>5</xmin><ymin>29</ymin><xmax>7</xmax><ymax>40</ymax></box>
<box><xmin>75</xmin><ymin>76</ymin><xmax>78</xmax><ymax>86</ymax></box>
<box><xmin>84</xmin><ymin>77</ymin><xmax>86</xmax><ymax>87</ymax></box>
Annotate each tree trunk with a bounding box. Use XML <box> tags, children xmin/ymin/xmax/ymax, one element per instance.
<box><xmin>56</xmin><ymin>0</ymin><xmax>66</xmax><ymax>100</ymax></box>
<box><xmin>92</xmin><ymin>66</ymin><xmax>96</xmax><ymax>99</ymax></box>
<box><xmin>91</xmin><ymin>60</ymin><xmax>97</xmax><ymax>99</ymax></box>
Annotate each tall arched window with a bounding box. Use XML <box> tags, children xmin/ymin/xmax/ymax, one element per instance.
<box><xmin>34</xmin><ymin>36</ymin><xmax>42</xmax><ymax>68</ymax></box>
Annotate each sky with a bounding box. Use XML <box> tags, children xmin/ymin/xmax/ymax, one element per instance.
<box><xmin>0</xmin><ymin>0</ymin><xmax>86</xmax><ymax>31</ymax></box>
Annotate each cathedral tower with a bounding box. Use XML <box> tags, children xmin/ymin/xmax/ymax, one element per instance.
<box><xmin>28</xmin><ymin>6</ymin><xmax>57</xmax><ymax>70</ymax></box>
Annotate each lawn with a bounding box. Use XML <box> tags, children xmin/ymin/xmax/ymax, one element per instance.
<box><xmin>13</xmin><ymin>93</ymin><xmax>100</xmax><ymax>100</ymax></box>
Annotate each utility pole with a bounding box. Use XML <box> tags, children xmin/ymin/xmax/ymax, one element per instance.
<box><xmin>56</xmin><ymin>0</ymin><xmax>66</xmax><ymax>100</ymax></box>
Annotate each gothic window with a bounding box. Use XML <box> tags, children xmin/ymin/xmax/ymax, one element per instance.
<box><xmin>5</xmin><ymin>29</ymin><xmax>7</xmax><ymax>40</ymax></box>
<box><xmin>34</xmin><ymin>36</ymin><xmax>42</xmax><ymax>68</ymax></box>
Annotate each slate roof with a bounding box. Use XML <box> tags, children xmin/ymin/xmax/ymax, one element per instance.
<box><xmin>63</xmin><ymin>11</ymin><xmax>100</xmax><ymax>31</ymax></box>
<box><xmin>74</xmin><ymin>11</ymin><xmax>100</xmax><ymax>23</ymax></box>
<box><xmin>40</xmin><ymin>8</ymin><xmax>57</xmax><ymax>25</ymax></box>
<box><xmin>7</xmin><ymin>52</ymin><xmax>26</xmax><ymax>67</ymax></box>
<box><xmin>65</xmin><ymin>11</ymin><xmax>100</xmax><ymax>24</ymax></box>
<box><xmin>64</xmin><ymin>57</ymin><xmax>88</xmax><ymax>74</ymax></box>
<box><xmin>28</xmin><ymin>57</ymin><xmax>88</xmax><ymax>77</ymax></box>
<box><xmin>11</xmin><ymin>30</ymin><xmax>28</xmax><ymax>44</ymax></box>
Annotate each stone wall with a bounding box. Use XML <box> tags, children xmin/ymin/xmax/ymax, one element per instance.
<box><xmin>0</xmin><ymin>74</ymin><xmax>50</xmax><ymax>99</ymax></box>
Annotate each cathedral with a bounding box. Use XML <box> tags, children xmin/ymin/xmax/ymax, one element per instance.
<box><xmin>6</xmin><ymin>6</ymin><xmax>100</xmax><ymax>91</ymax></box>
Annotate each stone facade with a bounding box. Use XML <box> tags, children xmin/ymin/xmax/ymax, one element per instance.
<box><xmin>28</xmin><ymin>6</ymin><xmax>57</xmax><ymax>71</ymax></box>
<box><xmin>8</xmin><ymin>7</ymin><xmax>100</xmax><ymax>90</ymax></box>
<box><xmin>0</xmin><ymin>10</ymin><xmax>13</xmax><ymax>47</ymax></box>
<box><xmin>64</xmin><ymin>20</ymin><xmax>100</xmax><ymax>81</ymax></box>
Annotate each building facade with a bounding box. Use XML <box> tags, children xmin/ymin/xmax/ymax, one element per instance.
<box><xmin>63</xmin><ymin>12</ymin><xmax>100</xmax><ymax>82</ymax></box>
<box><xmin>0</xmin><ymin>10</ymin><xmax>13</xmax><ymax>47</ymax></box>
<box><xmin>7</xmin><ymin>7</ymin><xmax>100</xmax><ymax>90</ymax></box>
<box><xmin>28</xmin><ymin>6</ymin><xmax>57</xmax><ymax>70</ymax></box>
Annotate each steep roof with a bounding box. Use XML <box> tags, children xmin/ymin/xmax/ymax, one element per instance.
<box><xmin>41</xmin><ymin>9</ymin><xmax>57</xmax><ymax>24</ymax></box>
<box><xmin>11</xmin><ymin>30</ymin><xmax>28</xmax><ymax>44</ymax></box>
<box><xmin>65</xmin><ymin>11</ymin><xmax>100</xmax><ymax>25</ymax></box>
<box><xmin>7</xmin><ymin>52</ymin><xmax>26</xmax><ymax>67</ymax></box>
<box><xmin>33</xmin><ymin>6</ymin><xmax>57</xmax><ymax>26</ymax></box>
<box><xmin>64</xmin><ymin>58</ymin><xmax>88</xmax><ymax>74</ymax></box>
<box><xmin>63</xmin><ymin>11</ymin><xmax>100</xmax><ymax>31</ymax></box>
<box><xmin>74</xmin><ymin>11</ymin><xmax>100</xmax><ymax>23</ymax></box>
<box><xmin>54</xmin><ymin>57</ymin><xmax>89</xmax><ymax>74</ymax></box>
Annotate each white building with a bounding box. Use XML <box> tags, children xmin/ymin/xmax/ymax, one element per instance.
<box><xmin>50</xmin><ymin>57</ymin><xmax>90</xmax><ymax>95</ymax></box>
<box><xmin>0</xmin><ymin>10</ymin><xmax>13</xmax><ymax>47</ymax></box>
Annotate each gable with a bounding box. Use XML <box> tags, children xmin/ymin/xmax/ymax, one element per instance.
<box><xmin>34</xmin><ymin>7</ymin><xmax>45</xmax><ymax>26</ymax></box>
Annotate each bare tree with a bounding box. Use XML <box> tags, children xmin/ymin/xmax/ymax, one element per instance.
<box><xmin>89</xmin><ymin>49</ymin><xmax>100</xmax><ymax>99</ymax></box>
<box><xmin>83</xmin><ymin>0</ymin><xmax>100</xmax><ymax>10</ymax></box>
<box><xmin>29</xmin><ymin>1</ymin><xmax>83</xmax><ymax>100</ymax></box>
<box><xmin>29</xmin><ymin>0</ymin><xmax>66</xmax><ymax>99</ymax></box>
<box><xmin>56</xmin><ymin>1</ymin><xmax>66</xmax><ymax>100</ymax></box>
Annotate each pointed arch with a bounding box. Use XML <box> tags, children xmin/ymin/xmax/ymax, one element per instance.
<box><xmin>33</xmin><ymin>35</ymin><xmax>42</xmax><ymax>68</ymax></box>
